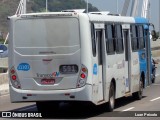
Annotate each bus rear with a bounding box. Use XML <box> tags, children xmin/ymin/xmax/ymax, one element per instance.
<box><xmin>8</xmin><ymin>13</ymin><xmax>91</xmax><ymax>103</ymax></box>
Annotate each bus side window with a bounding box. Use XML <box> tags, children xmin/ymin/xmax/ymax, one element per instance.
<box><xmin>136</xmin><ymin>25</ymin><xmax>145</xmax><ymax>49</ymax></box>
<box><xmin>105</xmin><ymin>24</ymin><xmax>115</xmax><ymax>55</ymax></box>
<box><xmin>91</xmin><ymin>23</ymin><xmax>96</xmax><ymax>57</ymax></box>
<box><xmin>131</xmin><ymin>25</ymin><xmax>138</xmax><ymax>51</ymax></box>
<box><xmin>137</xmin><ymin>25</ymin><xmax>145</xmax><ymax>49</ymax></box>
<box><xmin>115</xmin><ymin>24</ymin><xmax>124</xmax><ymax>53</ymax></box>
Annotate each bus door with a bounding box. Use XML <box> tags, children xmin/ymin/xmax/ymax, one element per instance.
<box><xmin>94</xmin><ymin>23</ymin><xmax>106</xmax><ymax>101</ymax></box>
<box><xmin>123</xmin><ymin>25</ymin><xmax>131</xmax><ymax>93</ymax></box>
<box><xmin>144</xmin><ymin>29</ymin><xmax>151</xmax><ymax>85</ymax></box>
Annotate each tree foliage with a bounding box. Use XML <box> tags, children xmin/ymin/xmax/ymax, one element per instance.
<box><xmin>31</xmin><ymin>0</ymin><xmax>99</xmax><ymax>12</ymax></box>
<box><xmin>0</xmin><ymin>0</ymin><xmax>98</xmax><ymax>34</ymax></box>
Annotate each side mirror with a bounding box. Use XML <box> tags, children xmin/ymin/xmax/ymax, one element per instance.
<box><xmin>151</xmin><ymin>30</ymin><xmax>157</xmax><ymax>41</ymax></box>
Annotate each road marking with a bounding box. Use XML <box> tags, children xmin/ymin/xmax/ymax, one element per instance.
<box><xmin>156</xmin><ymin>74</ymin><xmax>159</xmax><ymax>77</ymax></box>
<box><xmin>122</xmin><ymin>107</ymin><xmax>135</xmax><ymax>111</ymax></box>
<box><xmin>18</xmin><ymin>106</ymin><xmax>36</xmax><ymax>111</ymax></box>
<box><xmin>0</xmin><ymin>94</ymin><xmax>9</xmax><ymax>97</ymax></box>
<box><xmin>152</xmin><ymin>84</ymin><xmax>160</xmax><ymax>86</ymax></box>
<box><xmin>150</xmin><ymin>97</ymin><xmax>160</xmax><ymax>102</ymax></box>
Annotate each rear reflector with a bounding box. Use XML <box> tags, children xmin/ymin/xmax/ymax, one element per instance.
<box><xmin>82</xmin><ymin>68</ymin><xmax>87</xmax><ymax>72</ymax></box>
<box><xmin>77</xmin><ymin>64</ymin><xmax>88</xmax><ymax>88</ymax></box>
<box><xmin>41</xmin><ymin>79</ymin><xmax>55</xmax><ymax>85</ymax></box>
<box><xmin>10</xmin><ymin>66</ymin><xmax>21</xmax><ymax>89</ymax></box>
<box><xmin>12</xmin><ymin>75</ymin><xmax>17</xmax><ymax>80</ymax></box>
<box><xmin>80</xmin><ymin>73</ymin><xmax>86</xmax><ymax>79</ymax></box>
<box><xmin>11</xmin><ymin>70</ymin><xmax>15</xmax><ymax>74</ymax></box>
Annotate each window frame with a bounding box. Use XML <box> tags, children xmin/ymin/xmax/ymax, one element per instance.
<box><xmin>114</xmin><ymin>24</ymin><xmax>124</xmax><ymax>54</ymax></box>
<box><xmin>91</xmin><ymin>23</ymin><xmax>96</xmax><ymax>57</ymax></box>
<box><xmin>130</xmin><ymin>24</ymin><xmax>139</xmax><ymax>52</ymax></box>
<box><xmin>137</xmin><ymin>25</ymin><xmax>145</xmax><ymax>50</ymax></box>
<box><xmin>105</xmin><ymin>24</ymin><xmax>115</xmax><ymax>55</ymax></box>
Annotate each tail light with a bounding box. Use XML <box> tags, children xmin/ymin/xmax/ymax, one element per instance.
<box><xmin>77</xmin><ymin>64</ymin><xmax>88</xmax><ymax>88</ymax></box>
<box><xmin>9</xmin><ymin>67</ymin><xmax>21</xmax><ymax>89</ymax></box>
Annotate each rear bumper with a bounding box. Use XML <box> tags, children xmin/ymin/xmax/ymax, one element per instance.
<box><xmin>10</xmin><ymin>84</ymin><xmax>92</xmax><ymax>103</ymax></box>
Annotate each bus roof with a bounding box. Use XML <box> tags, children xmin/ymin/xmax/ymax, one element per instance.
<box><xmin>134</xmin><ymin>17</ymin><xmax>149</xmax><ymax>23</ymax></box>
<box><xmin>88</xmin><ymin>13</ymin><xmax>135</xmax><ymax>23</ymax></box>
<box><xmin>10</xmin><ymin>12</ymin><xmax>149</xmax><ymax>25</ymax></box>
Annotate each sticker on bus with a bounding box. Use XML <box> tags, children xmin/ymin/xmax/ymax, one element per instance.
<box><xmin>36</xmin><ymin>72</ymin><xmax>60</xmax><ymax>78</ymax></box>
<box><xmin>17</xmin><ymin>63</ymin><xmax>30</xmax><ymax>71</ymax></box>
<box><xmin>93</xmin><ymin>64</ymin><xmax>97</xmax><ymax>75</ymax></box>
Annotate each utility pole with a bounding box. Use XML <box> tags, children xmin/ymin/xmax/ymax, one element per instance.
<box><xmin>131</xmin><ymin>0</ymin><xmax>139</xmax><ymax>16</ymax></box>
<box><xmin>117</xmin><ymin>0</ymin><xmax>119</xmax><ymax>14</ymax></box>
<box><xmin>23</xmin><ymin>0</ymin><xmax>26</xmax><ymax>14</ymax></box>
<box><xmin>46</xmin><ymin>0</ymin><xmax>48</xmax><ymax>12</ymax></box>
<box><xmin>86</xmin><ymin>0</ymin><xmax>88</xmax><ymax>13</ymax></box>
<box><xmin>121</xmin><ymin>0</ymin><xmax>130</xmax><ymax>16</ymax></box>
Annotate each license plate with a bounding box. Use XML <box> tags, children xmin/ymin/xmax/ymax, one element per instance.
<box><xmin>59</xmin><ymin>65</ymin><xmax>78</xmax><ymax>74</ymax></box>
<box><xmin>41</xmin><ymin>79</ymin><xmax>55</xmax><ymax>85</ymax></box>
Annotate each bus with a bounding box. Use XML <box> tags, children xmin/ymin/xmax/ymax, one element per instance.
<box><xmin>8</xmin><ymin>11</ymin><xmax>156</xmax><ymax>112</ymax></box>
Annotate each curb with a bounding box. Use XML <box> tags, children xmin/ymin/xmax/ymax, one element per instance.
<box><xmin>0</xmin><ymin>83</ymin><xmax>9</xmax><ymax>96</ymax></box>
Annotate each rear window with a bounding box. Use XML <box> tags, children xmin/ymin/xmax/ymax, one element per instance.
<box><xmin>14</xmin><ymin>18</ymin><xmax>79</xmax><ymax>47</ymax></box>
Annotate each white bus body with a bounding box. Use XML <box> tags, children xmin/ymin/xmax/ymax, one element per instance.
<box><xmin>8</xmin><ymin>12</ymin><xmax>149</xmax><ymax>111</ymax></box>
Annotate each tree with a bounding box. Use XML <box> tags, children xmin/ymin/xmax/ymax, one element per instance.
<box><xmin>31</xmin><ymin>0</ymin><xmax>99</xmax><ymax>12</ymax></box>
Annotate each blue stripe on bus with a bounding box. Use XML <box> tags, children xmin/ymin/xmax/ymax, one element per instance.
<box><xmin>134</xmin><ymin>17</ymin><xmax>149</xmax><ymax>23</ymax></box>
<box><xmin>134</xmin><ymin>17</ymin><xmax>151</xmax><ymax>87</ymax></box>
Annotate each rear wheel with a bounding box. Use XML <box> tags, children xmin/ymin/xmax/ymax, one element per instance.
<box><xmin>133</xmin><ymin>78</ymin><xmax>143</xmax><ymax>100</ymax></box>
<box><xmin>106</xmin><ymin>82</ymin><xmax>115</xmax><ymax>112</ymax></box>
<box><xmin>152</xmin><ymin>77</ymin><xmax>155</xmax><ymax>83</ymax></box>
<box><xmin>152</xmin><ymin>69</ymin><xmax>156</xmax><ymax>83</ymax></box>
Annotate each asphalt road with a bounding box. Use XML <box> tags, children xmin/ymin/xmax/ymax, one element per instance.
<box><xmin>0</xmin><ymin>69</ymin><xmax>160</xmax><ymax>119</ymax></box>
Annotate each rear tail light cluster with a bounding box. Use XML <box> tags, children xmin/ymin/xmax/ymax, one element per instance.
<box><xmin>9</xmin><ymin>67</ymin><xmax>21</xmax><ymax>89</ymax></box>
<box><xmin>77</xmin><ymin>64</ymin><xmax>88</xmax><ymax>88</ymax></box>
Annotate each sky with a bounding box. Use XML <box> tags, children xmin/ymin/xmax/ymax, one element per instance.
<box><xmin>89</xmin><ymin>0</ymin><xmax>159</xmax><ymax>31</ymax></box>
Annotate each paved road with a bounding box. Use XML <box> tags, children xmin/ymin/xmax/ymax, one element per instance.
<box><xmin>1</xmin><ymin>82</ymin><xmax>160</xmax><ymax>119</ymax></box>
<box><xmin>0</xmin><ymin>72</ymin><xmax>160</xmax><ymax>119</ymax></box>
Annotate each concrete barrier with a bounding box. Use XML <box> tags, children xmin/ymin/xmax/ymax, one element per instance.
<box><xmin>0</xmin><ymin>57</ymin><xmax>8</xmax><ymax>68</ymax></box>
<box><xmin>0</xmin><ymin>72</ymin><xmax>8</xmax><ymax>85</ymax></box>
<box><xmin>0</xmin><ymin>57</ymin><xmax>8</xmax><ymax>85</ymax></box>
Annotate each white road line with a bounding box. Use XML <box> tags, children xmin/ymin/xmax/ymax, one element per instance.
<box><xmin>150</xmin><ymin>97</ymin><xmax>160</xmax><ymax>102</ymax></box>
<box><xmin>18</xmin><ymin>106</ymin><xmax>36</xmax><ymax>111</ymax></box>
<box><xmin>122</xmin><ymin>107</ymin><xmax>135</xmax><ymax>111</ymax></box>
<box><xmin>152</xmin><ymin>84</ymin><xmax>160</xmax><ymax>86</ymax></box>
<box><xmin>156</xmin><ymin>74</ymin><xmax>159</xmax><ymax>77</ymax></box>
<box><xmin>0</xmin><ymin>94</ymin><xmax>9</xmax><ymax>97</ymax></box>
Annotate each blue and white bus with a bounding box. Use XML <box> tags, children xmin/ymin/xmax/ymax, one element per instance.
<box><xmin>8</xmin><ymin>11</ymin><xmax>156</xmax><ymax>112</ymax></box>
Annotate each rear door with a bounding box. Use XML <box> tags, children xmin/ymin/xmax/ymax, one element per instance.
<box><xmin>93</xmin><ymin>23</ymin><xmax>106</xmax><ymax>102</ymax></box>
<box><xmin>13</xmin><ymin>17</ymin><xmax>81</xmax><ymax>90</ymax></box>
<box><xmin>122</xmin><ymin>24</ymin><xmax>131</xmax><ymax>93</ymax></box>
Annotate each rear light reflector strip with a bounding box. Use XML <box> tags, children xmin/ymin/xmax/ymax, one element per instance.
<box><xmin>77</xmin><ymin>64</ymin><xmax>88</xmax><ymax>88</ymax></box>
<box><xmin>10</xmin><ymin>67</ymin><xmax>21</xmax><ymax>89</ymax></box>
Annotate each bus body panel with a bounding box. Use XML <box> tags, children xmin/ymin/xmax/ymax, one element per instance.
<box><xmin>10</xmin><ymin>85</ymin><xmax>92</xmax><ymax>102</ymax></box>
<box><xmin>9</xmin><ymin>16</ymin><xmax>81</xmax><ymax>91</ymax></box>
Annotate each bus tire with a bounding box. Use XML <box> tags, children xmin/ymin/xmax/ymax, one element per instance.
<box><xmin>106</xmin><ymin>82</ymin><xmax>115</xmax><ymax>112</ymax></box>
<box><xmin>152</xmin><ymin>78</ymin><xmax>155</xmax><ymax>83</ymax></box>
<box><xmin>36</xmin><ymin>101</ymin><xmax>59</xmax><ymax>113</ymax></box>
<box><xmin>133</xmin><ymin>78</ymin><xmax>143</xmax><ymax>100</ymax></box>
